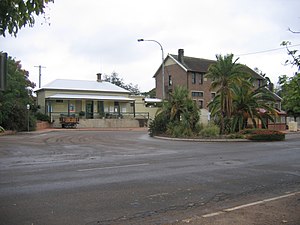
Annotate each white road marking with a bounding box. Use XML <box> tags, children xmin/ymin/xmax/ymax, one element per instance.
<box><xmin>180</xmin><ymin>191</ymin><xmax>300</xmax><ymax>222</ymax></box>
<box><xmin>201</xmin><ymin>211</ymin><xmax>224</xmax><ymax>218</ymax></box>
<box><xmin>200</xmin><ymin>191</ymin><xmax>300</xmax><ymax>219</ymax></box>
<box><xmin>148</xmin><ymin>192</ymin><xmax>169</xmax><ymax>198</ymax></box>
<box><xmin>77</xmin><ymin>163</ymin><xmax>150</xmax><ymax>172</ymax></box>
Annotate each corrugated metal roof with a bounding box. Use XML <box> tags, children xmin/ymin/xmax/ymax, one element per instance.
<box><xmin>47</xmin><ymin>94</ymin><xmax>135</xmax><ymax>101</ymax></box>
<box><xmin>36</xmin><ymin>79</ymin><xmax>130</xmax><ymax>93</ymax></box>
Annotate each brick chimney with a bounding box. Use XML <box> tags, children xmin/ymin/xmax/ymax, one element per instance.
<box><xmin>96</xmin><ymin>73</ymin><xmax>102</xmax><ymax>82</ymax></box>
<box><xmin>178</xmin><ymin>49</ymin><xmax>184</xmax><ymax>64</ymax></box>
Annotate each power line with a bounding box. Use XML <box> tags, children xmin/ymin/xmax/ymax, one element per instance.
<box><xmin>236</xmin><ymin>43</ymin><xmax>300</xmax><ymax>57</ymax></box>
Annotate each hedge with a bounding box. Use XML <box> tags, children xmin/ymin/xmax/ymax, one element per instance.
<box><xmin>240</xmin><ymin>129</ymin><xmax>285</xmax><ymax>141</ymax></box>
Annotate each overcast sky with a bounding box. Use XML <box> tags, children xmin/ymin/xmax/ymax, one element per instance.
<box><xmin>1</xmin><ymin>0</ymin><xmax>299</xmax><ymax>92</ymax></box>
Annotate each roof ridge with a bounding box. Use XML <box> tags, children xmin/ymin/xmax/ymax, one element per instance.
<box><xmin>171</xmin><ymin>53</ymin><xmax>216</xmax><ymax>62</ymax></box>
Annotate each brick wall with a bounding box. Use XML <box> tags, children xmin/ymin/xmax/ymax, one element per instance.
<box><xmin>156</xmin><ymin>63</ymin><xmax>214</xmax><ymax>109</ymax></box>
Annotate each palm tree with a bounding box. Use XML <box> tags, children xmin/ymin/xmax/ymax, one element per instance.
<box><xmin>151</xmin><ymin>86</ymin><xmax>199</xmax><ymax>137</ymax></box>
<box><xmin>168</xmin><ymin>86</ymin><xmax>190</xmax><ymax>122</ymax></box>
<box><xmin>231</xmin><ymin>78</ymin><xmax>276</xmax><ymax>132</ymax></box>
<box><xmin>206</xmin><ymin>54</ymin><xmax>249</xmax><ymax>134</ymax></box>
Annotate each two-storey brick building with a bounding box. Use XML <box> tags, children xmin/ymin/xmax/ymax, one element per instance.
<box><xmin>154</xmin><ymin>49</ymin><xmax>267</xmax><ymax>109</ymax></box>
<box><xmin>153</xmin><ymin>49</ymin><xmax>286</xmax><ymax>129</ymax></box>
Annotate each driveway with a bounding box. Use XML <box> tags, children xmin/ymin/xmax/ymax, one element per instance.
<box><xmin>0</xmin><ymin>130</ymin><xmax>299</xmax><ymax>225</ymax></box>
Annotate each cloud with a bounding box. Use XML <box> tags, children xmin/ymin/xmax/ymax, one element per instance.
<box><xmin>0</xmin><ymin>0</ymin><xmax>299</xmax><ymax>91</ymax></box>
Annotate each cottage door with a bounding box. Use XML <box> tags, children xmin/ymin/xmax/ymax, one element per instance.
<box><xmin>86</xmin><ymin>101</ymin><xmax>94</xmax><ymax>119</ymax></box>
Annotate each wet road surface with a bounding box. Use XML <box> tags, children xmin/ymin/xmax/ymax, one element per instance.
<box><xmin>0</xmin><ymin>130</ymin><xmax>299</xmax><ymax>225</ymax></box>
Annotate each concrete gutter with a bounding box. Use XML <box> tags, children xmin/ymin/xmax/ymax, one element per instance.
<box><xmin>154</xmin><ymin>131</ymin><xmax>299</xmax><ymax>142</ymax></box>
<box><xmin>154</xmin><ymin>136</ymin><xmax>250</xmax><ymax>142</ymax></box>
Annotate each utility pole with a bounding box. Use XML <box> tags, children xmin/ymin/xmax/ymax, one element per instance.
<box><xmin>34</xmin><ymin>65</ymin><xmax>46</xmax><ymax>88</ymax></box>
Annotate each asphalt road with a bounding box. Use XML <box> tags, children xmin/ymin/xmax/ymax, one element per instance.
<box><xmin>0</xmin><ymin>130</ymin><xmax>299</xmax><ymax>225</ymax></box>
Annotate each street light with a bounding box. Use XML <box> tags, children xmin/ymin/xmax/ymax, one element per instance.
<box><xmin>137</xmin><ymin>39</ymin><xmax>165</xmax><ymax>100</ymax></box>
<box><xmin>26</xmin><ymin>104</ymin><xmax>30</xmax><ymax>132</ymax></box>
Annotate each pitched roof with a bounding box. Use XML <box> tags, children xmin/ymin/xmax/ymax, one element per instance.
<box><xmin>47</xmin><ymin>93</ymin><xmax>134</xmax><ymax>101</ymax></box>
<box><xmin>170</xmin><ymin>54</ymin><xmax>216</xmax><ymax>73</ymax></box>
<box><xmin>168</xmin><ymin>53</ymin><xmax>264</xmax><ymax>80</ymax></box>
<box><xmin>36</xmin><ymin>79</ymin><xmax>130</xmax><ymax>93</ymax></box>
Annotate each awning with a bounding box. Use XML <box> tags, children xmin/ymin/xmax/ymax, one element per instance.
<box><xmin>144</xmin><ymin>97</ymin><xmax>162</xmax><ymax>103</ymax></box>
<box><xmin>46</xmin><ymin>94</ymin><xmax>135</xmax><ymax>101</ymax></box>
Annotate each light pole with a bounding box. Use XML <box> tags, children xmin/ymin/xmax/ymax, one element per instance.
<box><xmin>26</xmin><ymin>104</ymin><xmax>30</xmax><ymax>132</ymax></box>
<box><xmin>138</xmin><ymin>39</ymin><xmax>165</xmax><ymax>100</ymax></box>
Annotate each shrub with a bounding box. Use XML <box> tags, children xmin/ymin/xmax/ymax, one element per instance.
<box><xmin>35</xmin><ymin>112</ymin><xmax>51</xmax><ymax>122</ymax></box>
<box><xmin>199</xmin><ymin>123</ymin><xmax>220</xmax><ymax>137</ymax></box>
<box><xmin>241</xmin><ymin>129</ymin><xmax>285</xmax><ymax>141</ymax></box>
<box><xmin>148</xmin><ymin>112</ymin><xmax>169</xmax><ymax>137</ymax></box>
<box><xmin>166</xmin><ymin>122</ymin><xmax>193</xmax><ymax>138</ymax></box>
<box><xmin>227</xmin><ymin>133</ymin><xmax>245</xmax><ymax>139</ymax></box>
<box><xmin>79</xmin><ymin>111</ymin><xmax>85</xmax><ymax>117</ymax></box>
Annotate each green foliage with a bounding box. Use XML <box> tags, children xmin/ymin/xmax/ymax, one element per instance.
<box><xmin>0</xmin><ymin>55</ymin><xmax>36</xmax><ymax>131</ymax></box>
<box><xmin>0</xmin><ymin>0</ymin><xmax>54</xmax><ymax>37</ymax></box>
<box><xmin>231</xmin><ymin>78</ymin><xmax>276</xmax><ymax>132</ymax></box>
<box><xmin>148</xmin><ymin>111</ymin><xmax>169</xmax><ymax>137</ymax></box>
<box><xmin>206</xmin><ymin>54</ymin><xmax>250</xmax><ymax>134</ymax></box>
<box><xmin>149</xmin><ymin>86</ymin><xmax>200</xmax><ymax>137</ymax></box>
<box><xmin>103</xmin><ymin>72</ymin><xmax>141</xmax><ymax>95</ymax></box>
<box><xmin>35</xmin><ymin>112</ymin><xmax>50</xmax><ymax>122</ymax></box>
<box><xmin>278</xmin><ymin>73</ymin><xmax>300</xmax><ymax>121</ymax></box>
<box><xmin>241</xmin><ymin>129</ymin><xmax>285</xmax><ymax>141</ymax></box>
<box><xmin>142</xmin><ymin>88</ymin><xmax>156</xmax><ymax>98</ymax></box>
<box><xmin>207</xmin><ymin>54</ymin><xmax>278</xmax><ymax>134</ymax></box>
<box><xmin>227</xmin><ymin>133</ymin><xmax>245</xmax><ymax>139</ymax></box>
<box><xmin>79</xmin><ymin>111</ymin><xmax>86</xmax><ymax>117</ymax></box>
<box><xmin>199</xmin><ymin>123</ymin><xmax>220</xmax><ymax>137</ymax></box>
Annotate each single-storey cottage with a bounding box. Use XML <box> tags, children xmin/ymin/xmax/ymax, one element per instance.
<box><xmin>35</xmin><ymin>74</ymin><xmax>160</xmax><ymax>128</ymax></box>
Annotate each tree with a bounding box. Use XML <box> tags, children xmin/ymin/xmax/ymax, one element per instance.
<box><xmin>0</xmin><ymin>0</ymin><xmax>54</xmax><ymax>37</ymax></box>
<box><xmin>0</xmin><ymin>55</ymin><xmax>36</xmax><ymax>131</ymax></box>
<box><xmin>281</xmin><ymin>41</ymin><xmax>300</xmax><ymax>70</ymax></box>
<box><xmin>231</xmin><ymin>78</ymin><xmax>276</xmax><ymax>132</ymax></box>
<box><xmin>278</xmin><ymin>40</ymin><xmax>300</xmax><ymax>121</ymax></box>
<box><xmin>142</xmin><ymin>88</ymin><xmax>156</xmax><ymax>98</ymax></box>
<box><xmin>149</xmin><ymin>86</ymin><xmax>199</xmax><ymax>137</ymax></box>
<box><xmin>103</xmin><ymin>71</ymin><xmax>141</xmax><ymax>95</ymax></box>
<box><xmin>278</xmin><ymin>74</ymin><xmax>300</xmax><ymax>121</ymax></box>
<box><xmin>206</xmin><ymin>54</ymin><xmax>249</xmax><ymax>134</ymax></box>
